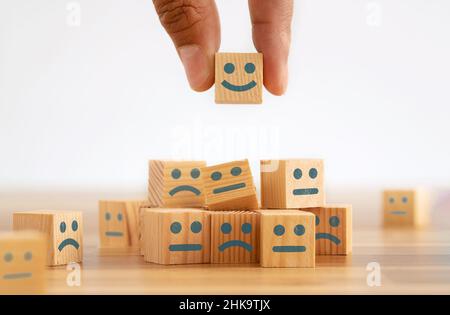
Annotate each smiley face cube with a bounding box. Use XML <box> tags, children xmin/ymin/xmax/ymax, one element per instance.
<box><xmin>142</xmin><ymin>208</ymin><xmax>210</xmax><ymax>265</ymax></box>
<box><xmin>215</xmin><ymin>53</ymin><xmax>263</xmax><ymax>104</ymax></box>
<box><xmin>261</xmin><ymin>159</ymin><xmax>325</xmax><ymax>209</ymax></box>
<box><xmin>203</xmin><ymin>160</ymin><xmax>259</xmax><ymax>211</ymax></box>
<box><xmin>307</xmin><ymin>205</ymin><xmax>352</xmax><ymax>255</ymax></box>
<box><xmin>210</xmin><ymin>211</ymin><xmax>260</xmax><ymax>264</ymax></box>
<box><xmin>13</xmin><ymin>211</ymin><xmax>83</xmax><ymax>266</ymax></box>
<box><xmin>383</xmin><ymin>189</ymin><xmax>430</xmax><ymax>227</ymax></box>
<box><xmin>148</xmin><ymin>160</ymin><xmax>206</xmax><ymax>208</ymax></box>
<box><xmin>0</xmin><ymin>231</ymin><xmax>46</xmax><ymax>294</ymax></box>
<box><xmin>258</xmin><ymin>210</ymin><xmax>315</xmax><ymax>267</ymax></box>
<box><xmin>99</xmin><ymin>200</ymin><xmax>145</xmax><ymax>251</ymax></box>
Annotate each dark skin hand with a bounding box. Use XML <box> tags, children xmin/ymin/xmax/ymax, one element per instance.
<box><xmin>152</xmin><ymin>0</ymin><xmax>293</xmax><ymax>95</ymax></box>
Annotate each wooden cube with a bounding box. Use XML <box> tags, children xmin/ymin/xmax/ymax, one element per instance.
<box><xmin>99</xmin><ymin>200</ymin><xmax>145</xmax><ymax>252</ymax></box>
<box><xmin>210</xmin><ymin>211</ymin><xmax>260</xmax><ymax>264</ymax></box>
<box><xmin>261</xmin><ymin>159</ymin><xmax>325</xmax><ymax>209</ymax></box>
<box><xmin>306</xmin><ymin>205</ymin><xmax>352</xmax><ymax>255</ymax></box>
<box><xmin>203</xmin><ymin>160</ymin><xmax>259</xmax><ymax>211</ymax></box>
<box><xmin>383</xmin><ymin>189</ymin><xmax>430</xmax><ymax>227</ymax></box>
<box><xmin>258</xmin><ymin>210</ymin><xmax>315</xmax><ymax>267</ymax></box>
<box><xmin>0</xmin><ymin>231</ymin><xmax>46</xmax><ymax>294</ymax></box>
<box><xmin>142</xmin><ymin>208</ymin><xmax>210</xmax><ymax>265</ymax></box>
<box><xmin>148</xmin><ymin>160</ymin><xmax>206</xmax><ymax>208</ymax></box>
<box><xmin>13</xmin><ymin>211</ymin><xmax>83</xmax><ymax>266</ymax></box>
<box><xmin>215</xmin><ymin>52</ymin><xmax>263</xmax><ymax>104</ymax></box>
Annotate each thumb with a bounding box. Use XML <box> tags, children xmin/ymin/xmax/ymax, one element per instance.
<box><xmin>153</xmin><ymin>0</ymin><xmax>221</xmax><ymax>91</ymax></box>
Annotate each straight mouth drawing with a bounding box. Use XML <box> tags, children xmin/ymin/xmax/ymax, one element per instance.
<box><xmin>293</xmin><ymin>188</ymin><xmax>319</xmax><ymax>196</ymax></box>
<box><xmin>169</xmin><ymin>244</ymin><xmax>203</xmax><ymax>252</ymax></box>
<box><xmin>316</xmin><ymin>233</ymin><xmax>341</xmax><ymax>245</ymax></box>
<box><xmin>169</xmin><ymin>185</ymin><xmax>201</xmax><ymax>196</ymax></box>
<box><xmin>3</xmin><ymin>272</ymin><xmax>32</xmax><ymax>280</ymax></box>
<box><xmin>272</xmin><ymin>246</ymin><xmax>306</xmax><ymax>253</ymax></box>
<box><xmin>105</xmin><ymin>231</ymin><xmax>124</xmax><ymax>237</ymax></box>
<box><xmin>221</xmin><ymin>80</ymin><xmax>257</xmax><ymax>92</ymax></box>
<box><xmin>219</xmin><ymin>240</ymin><xmax>253</xmax><ymax>252</ymax></box>
<box><xmin>58</xmin><ymin>238</ymin><xmax>80</xmax><ymax>252</ymax></box>
<box><xmin>390</xmin><ymin>210</ymin><xmax>407</xmax><ymax>215</ymax></box>
<box><xmin>213</xmin><ymin>183</ymin><xmax>246</xmax><ymax>194</ymax></box>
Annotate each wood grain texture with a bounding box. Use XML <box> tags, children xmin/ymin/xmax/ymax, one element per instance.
<box><xmin>258</xmin><ymin>210</ymin><xmax>315</xmax><ymax>268</ymax></box>
<box><xmin>98</xmin><ymin>200</ymin><xmax>145</xmax><ymax>251</ymax></box>
<box><xmin>148</xmin><ymin>160</ymin><xmax>206</xmax><ymax>208</ymax></box>
<box><xmin>210</xmin><ymin>211</ymin><xmax>259</xmax><ymax>264</ymax></box>
<box><xmin>306</xmin><ymin>205</ymin><xmax>352</xmax><ymax>255</ymax></box>
<box><xmin>142</xmin><ymin>208</ymin><xmax>210</xmax><ymax>265</ymax></box>
<box><xmin>215</xmin><ymin>53</ymin><xmax>263</xmax><ymax>104</ymax></box>
<box><xmin>383</xmin><ymin>189</ymin><xmax>430</xmax><ymax>227</ymax></box>
<box><xmin>261</xmin><ymin>159</ymin><xmax>325</xmax><ymax>209</ymax></box>
<box><xmin>12</xmin><ymin>211</ymin><xmax>83</xmax><ymax>266</ymax></box>
<box><xmin>203</xmin><ymin>160</ymin><xmax>259</xmax><ymax>211</ymax></box>
<box><xmin>0</xmin><ymin>231</ymin><xmax>47</xmax><ymax>294</ymax></box>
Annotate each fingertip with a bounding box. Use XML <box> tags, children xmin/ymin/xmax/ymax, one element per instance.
<box><xmin>263</xmin><ymin>58</ymin><xmax>289</xmax><ymax>96</ymax></box>
<box><xmin>178</xmin><ymin>44</ymin><xmax>215</xmax><ymax>92</ymax></box>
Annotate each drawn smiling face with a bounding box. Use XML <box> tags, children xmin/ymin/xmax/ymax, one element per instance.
<box><xmin>215</xmin><ymin>53</ymin><xmax>263</xmax><ymax>104</ymax></box>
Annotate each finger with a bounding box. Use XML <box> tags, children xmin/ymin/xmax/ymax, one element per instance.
<box><xmin>248</xmin><ymin>0</ymin><xmax>293</xmax><ymax>95</ymax></box>
<box><xmin>153</xmin><ymin>0</ymin><xmax>221</xmax><ymax>91</ymax></box>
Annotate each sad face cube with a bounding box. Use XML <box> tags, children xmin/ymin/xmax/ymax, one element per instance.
<box><xmin>307</xmin><ymin>205</ymin><xmax>352</xmax><ymax>255</ymax></box>
<box><xmin>215</xmin><ymin>52</ymin><xmax>263</xmax><ymax>104</ymax></box>
<box><xmin>0</xmin><ymin>231</ymin><xmax>46</xmax><ymax>294</ymax></box>
<box><xmin>203</xmin><ymin>160</ymin><xmax>259</xmax><ymax>211</ymax></box>
<box><xmin>258</xmin><ymin>210</ymin><xmax>315</xmax><ymax>267</ymax></box>
<box><xmin>13</xmin><ymin>211</ymin><xmax>83</xmax><ymax>266</ymax></box>
<box><xmin>142</xmin><ymin>208</ymin><xmax>210</xmax><ymax>265</ymax></box>
<box><xmin>383</xmin><ymin>189</ymin><xmax>430</xmax><ymax>227</ymax></box>
<box><xmin>148</xmin><ymin>160</ymin><xmax>206</xmax><ymax>208</ymax></box>
<box><xmin>210</xmin><ymin>211</ymin><xmax>260</xmax><ymax>264</ymax></box>
<box><xmin>261</xmin><ymin>159</ymin><xmax>325</xmax><ymax>209</ymax></box>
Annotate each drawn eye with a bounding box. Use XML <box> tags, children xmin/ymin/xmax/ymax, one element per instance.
<box><xmin>315</xmin><ymin>215</ymin><xmax>320</xmax><ymax>226</ymax></box>
<box><xmin>224</xmin><ymin>63</ymin><xmax>235</xmax><ymax>74</ymax></box>
<box><xmin>117</xmin><ymin>213</ymin><xmax>123</xmax><ymax>221</ymax></box>
<box><xmin>293</xmin><ymin>168</ymin><xmax>302</xmax><ymax>180</ymax></box>
<box><xmin>294</xmin><ymin>224</ymin><xmax>305</xmax><ymax>236</ymax></box>
<box><xmin>402</xmin><ymin>197</ymin><xmax>408</xmax><ymax>203</ymax></box>
<box><xmin>389</xmin><ymin>197</ymin><xmax>395</xmax><ymax>204</ymax></box>
<box><xmin>190</xmin><ymin>221</ymin><xmax>202</xmax><ymax>233</ymax></box>
<box><xmin>241</xmin><ymin>223</ymin><xmax>252</xmax><ymax>234</ymax></box>
<box><xmin>245</xmin><ymin>63</ymin><xmax>255</xmax><ymax>74</ymax></box>
<box><xmin>105</xmin><ymin>212</ymin><xmax>111</xmax><ymax>221</ymax></box>
<box><xmin>329</xmin><ymin>216</ymin><xmax>340</xmax><ymax>227</ymax></box>
<box><xmin>211</xmin><ymin>171</ymin><xmax>222</xmax><ymax>181</ymax></box>
<box><xmin>221</xmin><ymin>223</ymin><xmax>232</xmax><ymax>234</ymax></box>
<box><xmin>24</xmin><ymin>251</ymin><xmax>32</xmax><ymax>261</ymax></box>
<box><xmin>170</xmin><ymin>222</ymin><xmax>182</xmax><ymax>234</ymax></box>
<box><xmin>231</xmin><ymin>167</ymin><xmax>242</xmax><ymax>176</ymax></box>
<box><xmin>309</xmin><ymin>168</ymin><xmax>318</xmax><ymax>179</ymax></box>
<box><xmin>171</xmin><ymin>169</ymin><xmax>181</xmax><ymax>179</ymax></box>
<box><xmin>191</xmin><ymin>168</ymin><xmax>200</xmax><ymax>179</ymax></box>
<box><xmin>273</xmin><ymin>224</ymin><xmax>285</xmax><ymax>236</ymax></box>
<box><xmin>72</xmin><ymin>220</ymin><xmax>79</xmax><ymax>231</ymax></box>
<box><xmin>60</xmin><ymin>221</ymin><xmax>67</xmax><ymax>233</ymax></box>
<box><xmin>4</xmin><ymin>252</ymin><xmax>13</xmax><ymax>262</ymax></box>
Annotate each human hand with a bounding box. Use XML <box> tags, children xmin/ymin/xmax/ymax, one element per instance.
<box><xmin>152</xmin><ymin>0</ymin><xmax>293</xmax><ymax>95</ymax></box>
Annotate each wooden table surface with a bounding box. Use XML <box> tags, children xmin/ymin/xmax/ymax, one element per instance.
<box><xmin>35</xmin><ymin>228</ymin><xmax>450</xmax><ymax>294</ymax></box>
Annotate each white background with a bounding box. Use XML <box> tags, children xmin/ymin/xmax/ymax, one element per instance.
<box><xmin>1</xmin><ymin>0</ymin><xmax>450</xmax><ymax>231</ymax></box>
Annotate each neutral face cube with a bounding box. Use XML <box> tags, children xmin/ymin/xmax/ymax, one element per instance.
<box><xmin>99</xmin><ymin>200</ymin><xmax>145</xmax><ymax>251</ymax></box>
<box><xmin>203</xmin><ymin>160</ymin><xmax>259</xmax><ymax>211</ymax></box>
<box><xmin>307</xmin><ymin>205</ymin><xmax>352</xmax><ymax>255</ymax></box>
<box><xmin>215</xmin><ymin>53</ymin><xmax>263</xmax><ymax>104</ymax></box>
<box><xmin>13</xmin><ymin>211</ymin><xmax>83</xmax><ymax>266</ymax></box>
<box><xmin>261</xmin><ymin>159</ymin><xmax>325</xmax><ymax>209</ymax></box>
<box><xmin>148</xmin><ymin>160</ymin><xmax>206</xmax><ymax>208</ymax></box>
<box><xmin>210</xmin><ymin>211</ymin><xmax>260</xmax><ymax>264</ymax></box>
<box><xmin>258</xmin><ymin>210</ymin><xmax>315</xmax><ymax>267</ymax></box>
<box><xmin>383</xmin><ymin>189</ymin><xmax>430</xmax><ymax>227</ymax></box>
<box><xmin>0</xmin><ymin>232</ymin><xmax>46</xmax><ymax>294</ymax></box>
<box><xmin>142</xmin><ymin>208</ymin><xmax>210</xmax><ymax>265</ymax></box>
